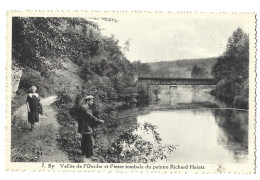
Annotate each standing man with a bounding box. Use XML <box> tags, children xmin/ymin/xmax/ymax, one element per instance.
<box><xmin>78</xmin><ymin>95</ymin><xmax>105</xmax><ymax>162</ymax></box>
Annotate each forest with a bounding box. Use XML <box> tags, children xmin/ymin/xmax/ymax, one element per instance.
<box><xmin>12</xmin><ymin>17</ymin><xmax>157</xmax><ymax>110</ymax></box>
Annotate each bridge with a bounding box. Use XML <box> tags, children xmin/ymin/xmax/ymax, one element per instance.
<box><xmin>137</xmin><ymin>77</ymin><xmax>216</xmax><ymax>85</ymax></box>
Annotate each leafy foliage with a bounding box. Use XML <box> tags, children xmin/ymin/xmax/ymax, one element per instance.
<box><xmin>191</xmin><ymin>65</ymin><xmax>210</xmax><ymax>79</ymax></box>
<box><xmin>11</xmin><ymin>143</ymin><xmax>42</xmax><ymax>162</ymax></box>
<box><xmin>13</xmin><ymin>17</ymin><xmax>154</xmax><ymax>108</ymax></box>
<box><xmin>131</xmin><ymin>61</ymin><xmax>153</xmax><ymax>77</ymax></box>
<box><xmin>102</xmin><ymin>122</ymin><xmax>176</xmax><ymax>163</ymax></box>
<box><xmin>211</xmin><ymin>28</ymin><xmax>249</xmax><ymax>109</ymax></box>
<box><xmin>12</xmin><ymin>17</ymin><xmax>158</xmax><ymax>162</ymax></box>
<box><xmin>56</xmin><ymin>106</ymin><xmax>82</xmax><ymax>162</ymax></box>
<box><xmin>153</xmin><ymin>66</ymin><xmax>171</xmax><ymax>78</ymax></box>
<box><xmin>12</xmin><ymin>17</ymin><xmax>100</xmax><ymax>73</ymax></box>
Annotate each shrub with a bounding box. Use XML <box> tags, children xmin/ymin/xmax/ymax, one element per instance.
<box><xmin>101</xmin><ymin>122</ymin><xmax>176</xmax><ymax>163</ymax></box>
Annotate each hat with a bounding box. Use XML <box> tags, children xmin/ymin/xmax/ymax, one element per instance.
<box><xmin>29</xmin><ymin>86</ymin><xmax>37</xmax><ymax>92</ymax></box>
<box><xmin>31</xmin><ymin>86</ymin><xmax>37</xmax><ymax>90</ymax></box>
<box><xmin>84</xmin><ymin>95</ymin><xmax>94</xmax><ymax>100</ymax></box>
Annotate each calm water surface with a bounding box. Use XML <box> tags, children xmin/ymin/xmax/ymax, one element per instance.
<box><xmin>136</xmin><ymin>109</ymin><xmax>248</xmax><ymax>163</ymax></box>
<box><xmin>117</xmin><ymin>85</ymin><xmax>248</xmax><ymax>164</ymax></box>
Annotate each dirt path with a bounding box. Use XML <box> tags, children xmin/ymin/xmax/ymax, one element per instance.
<box><xmin>11</xmin><ymin>96</ymin><xmax>70</xmax><ymax>162</ymax></box>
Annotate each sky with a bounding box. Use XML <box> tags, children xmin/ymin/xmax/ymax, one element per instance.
<box><xmin>88</xmin><ymin>14</ymin><xmax>251</xmax><ymax>63</ymax></box>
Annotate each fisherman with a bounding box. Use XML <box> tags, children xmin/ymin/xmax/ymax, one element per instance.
<box><xmin>78</xmin><ymin>95</ymin><xmax>105</xmax><ymax>162</ymax></box>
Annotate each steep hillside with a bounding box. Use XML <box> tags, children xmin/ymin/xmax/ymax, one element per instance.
<box><xmin>11</xmin><ymin>17</ymin><xmax>156</xmax><ymax>162</ymax></box>
<box><xmin>11</xmin><ymin>57</ymin><xmax>83</xmax><ymax>114</ymax></box>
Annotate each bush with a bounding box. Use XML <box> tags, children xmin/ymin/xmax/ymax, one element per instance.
<box><xmin>233</xmin><ymin>79</ymin><xmax>249</xmax><ymax>109</ymax></box>
<box><xmin>55</xmin><ymin>89</ymin><xmax>73</xmax><ymax>106</ymax></box>
<box><xmin>136</xmin><ymin>82</ymin><xmax>151</xmax><ymax>105</ymax></box>
<box><xmin>101</xmin><ymin>122</ymin><xmax>176</xmax><ymax>163</ymax></box>
<box><xmin>19</xmin><ymin>68</ymin><xmax>53</xmax><ymax>97</ymax></box>
<box><xmin>56</xmin><ymin>103</ymin><xmax>82</xmax><ymax>162</ymax></box>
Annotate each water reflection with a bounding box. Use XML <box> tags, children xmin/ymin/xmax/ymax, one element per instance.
<box><xmin>157</xmin><ymin>85</ymin><xmax>227</xmax><ymax>107</ymax></box>
<box><xmin>136</xmin><ymin>109</ymin><xmax>248</xmax><ymax>164</ymax></box>
<box><xmin>111</xmin><ymin>86</ymin><xmax>248</xmax><ymax>164</ymax></box>
<box><xmin>213</xmin><ymin>109</ymin><xmax>248</xmax><ymax>163</ymax></box>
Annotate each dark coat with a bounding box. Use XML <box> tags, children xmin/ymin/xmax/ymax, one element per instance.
<box><xmin>78</xmin><ymin>103</ymin><xmax>101</xmax><ymax>134</ymax></box>
<box><xmin>26</xmin><ymin>93</ymin><xmax>41</xmax><ymax>123</ymax></box>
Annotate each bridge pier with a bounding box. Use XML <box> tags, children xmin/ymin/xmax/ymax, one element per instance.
<box><xmin>170</xmin><ymin>85</ymin><xmax>178</xmax><ymax>104</ymax></box>
<box><xmin>170</xmin><ymin>85</ymin><xmax>178</xmax><ymax>92</ymax></box>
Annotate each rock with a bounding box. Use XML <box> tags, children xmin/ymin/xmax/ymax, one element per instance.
<box><xmin>12</xmin><ymin>68</ymin><xmax>22</xmax><ymax>99</ymax></box>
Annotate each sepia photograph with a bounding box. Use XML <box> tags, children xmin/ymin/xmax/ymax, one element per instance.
<box><xmin>6</xmin><ymin>11</ymin><xmax>256</xmax><ymax>173</ymax></box>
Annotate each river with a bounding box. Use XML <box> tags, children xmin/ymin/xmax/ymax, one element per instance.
<box><xmin>112</xmin><ymin>85</ymin><xmax>248</xmax><ymax>164</ymax></box>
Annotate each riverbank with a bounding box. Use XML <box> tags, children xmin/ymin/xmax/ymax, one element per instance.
<box><xmin>115</xmin><ymin>102</ymin><xmax>219</xmax><ymax>120</ymax></box>
<box><xmin>54</xmin><ymin>100</ymin><xmax>219</xmax><ymax>163</ymax></box>
<box><xmin>97</xmin><ymin>101</ymin><xmax>222</xmax><ymax>163</ymax></box>
<box><xmin>10</xmin><ymin>94</ymin><xmax>220</xmax><ymax>163</ymax></box>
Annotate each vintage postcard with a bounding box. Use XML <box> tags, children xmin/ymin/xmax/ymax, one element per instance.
<box><xmin>6</xmin><ymin>11</ymin><xmax>256</xmax><ymax>173</ymax></box>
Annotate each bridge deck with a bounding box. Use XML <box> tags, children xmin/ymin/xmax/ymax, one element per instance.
<box><xmin>138</xmin><ymin>77</ymin><xmax>216</xmax><ymax>85</ymax></box>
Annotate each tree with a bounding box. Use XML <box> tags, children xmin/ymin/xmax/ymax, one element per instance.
<box><xmin>211</xmin><ymin>27</ymin><xmax>249</xmax><ymax>109</ymax></box>
<box><xmin>131</xmin><ymin>61</ymin><xmax>153</xmax><ymax>77</ymax></box>
<box><xmin>13</xmin><ymin>17</ymin><xmax>154</xmax><ymax>107</ymax></box>
<box><xmin>153</xmin><ymin>66</ymin><xmax>170</xmax><ymax>78</ymax></box>
<box><xmin>12</xmin><ymin>17</ymin><xmax>100</xmax><ymax>72</ymax></box>
<box><xmin>191</xmin><ymin>65</ymin><xmax>210</xmax><ymax>79</ymax></box>
<box><xmin>212</xmin><ymin>27</ymin><xmax>249</xmax><ymax>82</ymax></box>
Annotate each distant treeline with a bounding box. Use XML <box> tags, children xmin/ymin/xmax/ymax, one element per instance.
<box><xmin>139</xmin><ymin>58</ymin><xmax>217</xmax><ymax>78</ymax></box>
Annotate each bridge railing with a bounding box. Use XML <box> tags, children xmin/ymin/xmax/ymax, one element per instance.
<box><xmin>137</xmin><ymin>77</ymin><xmax>216</xmax><ymax>85</ymax></box>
